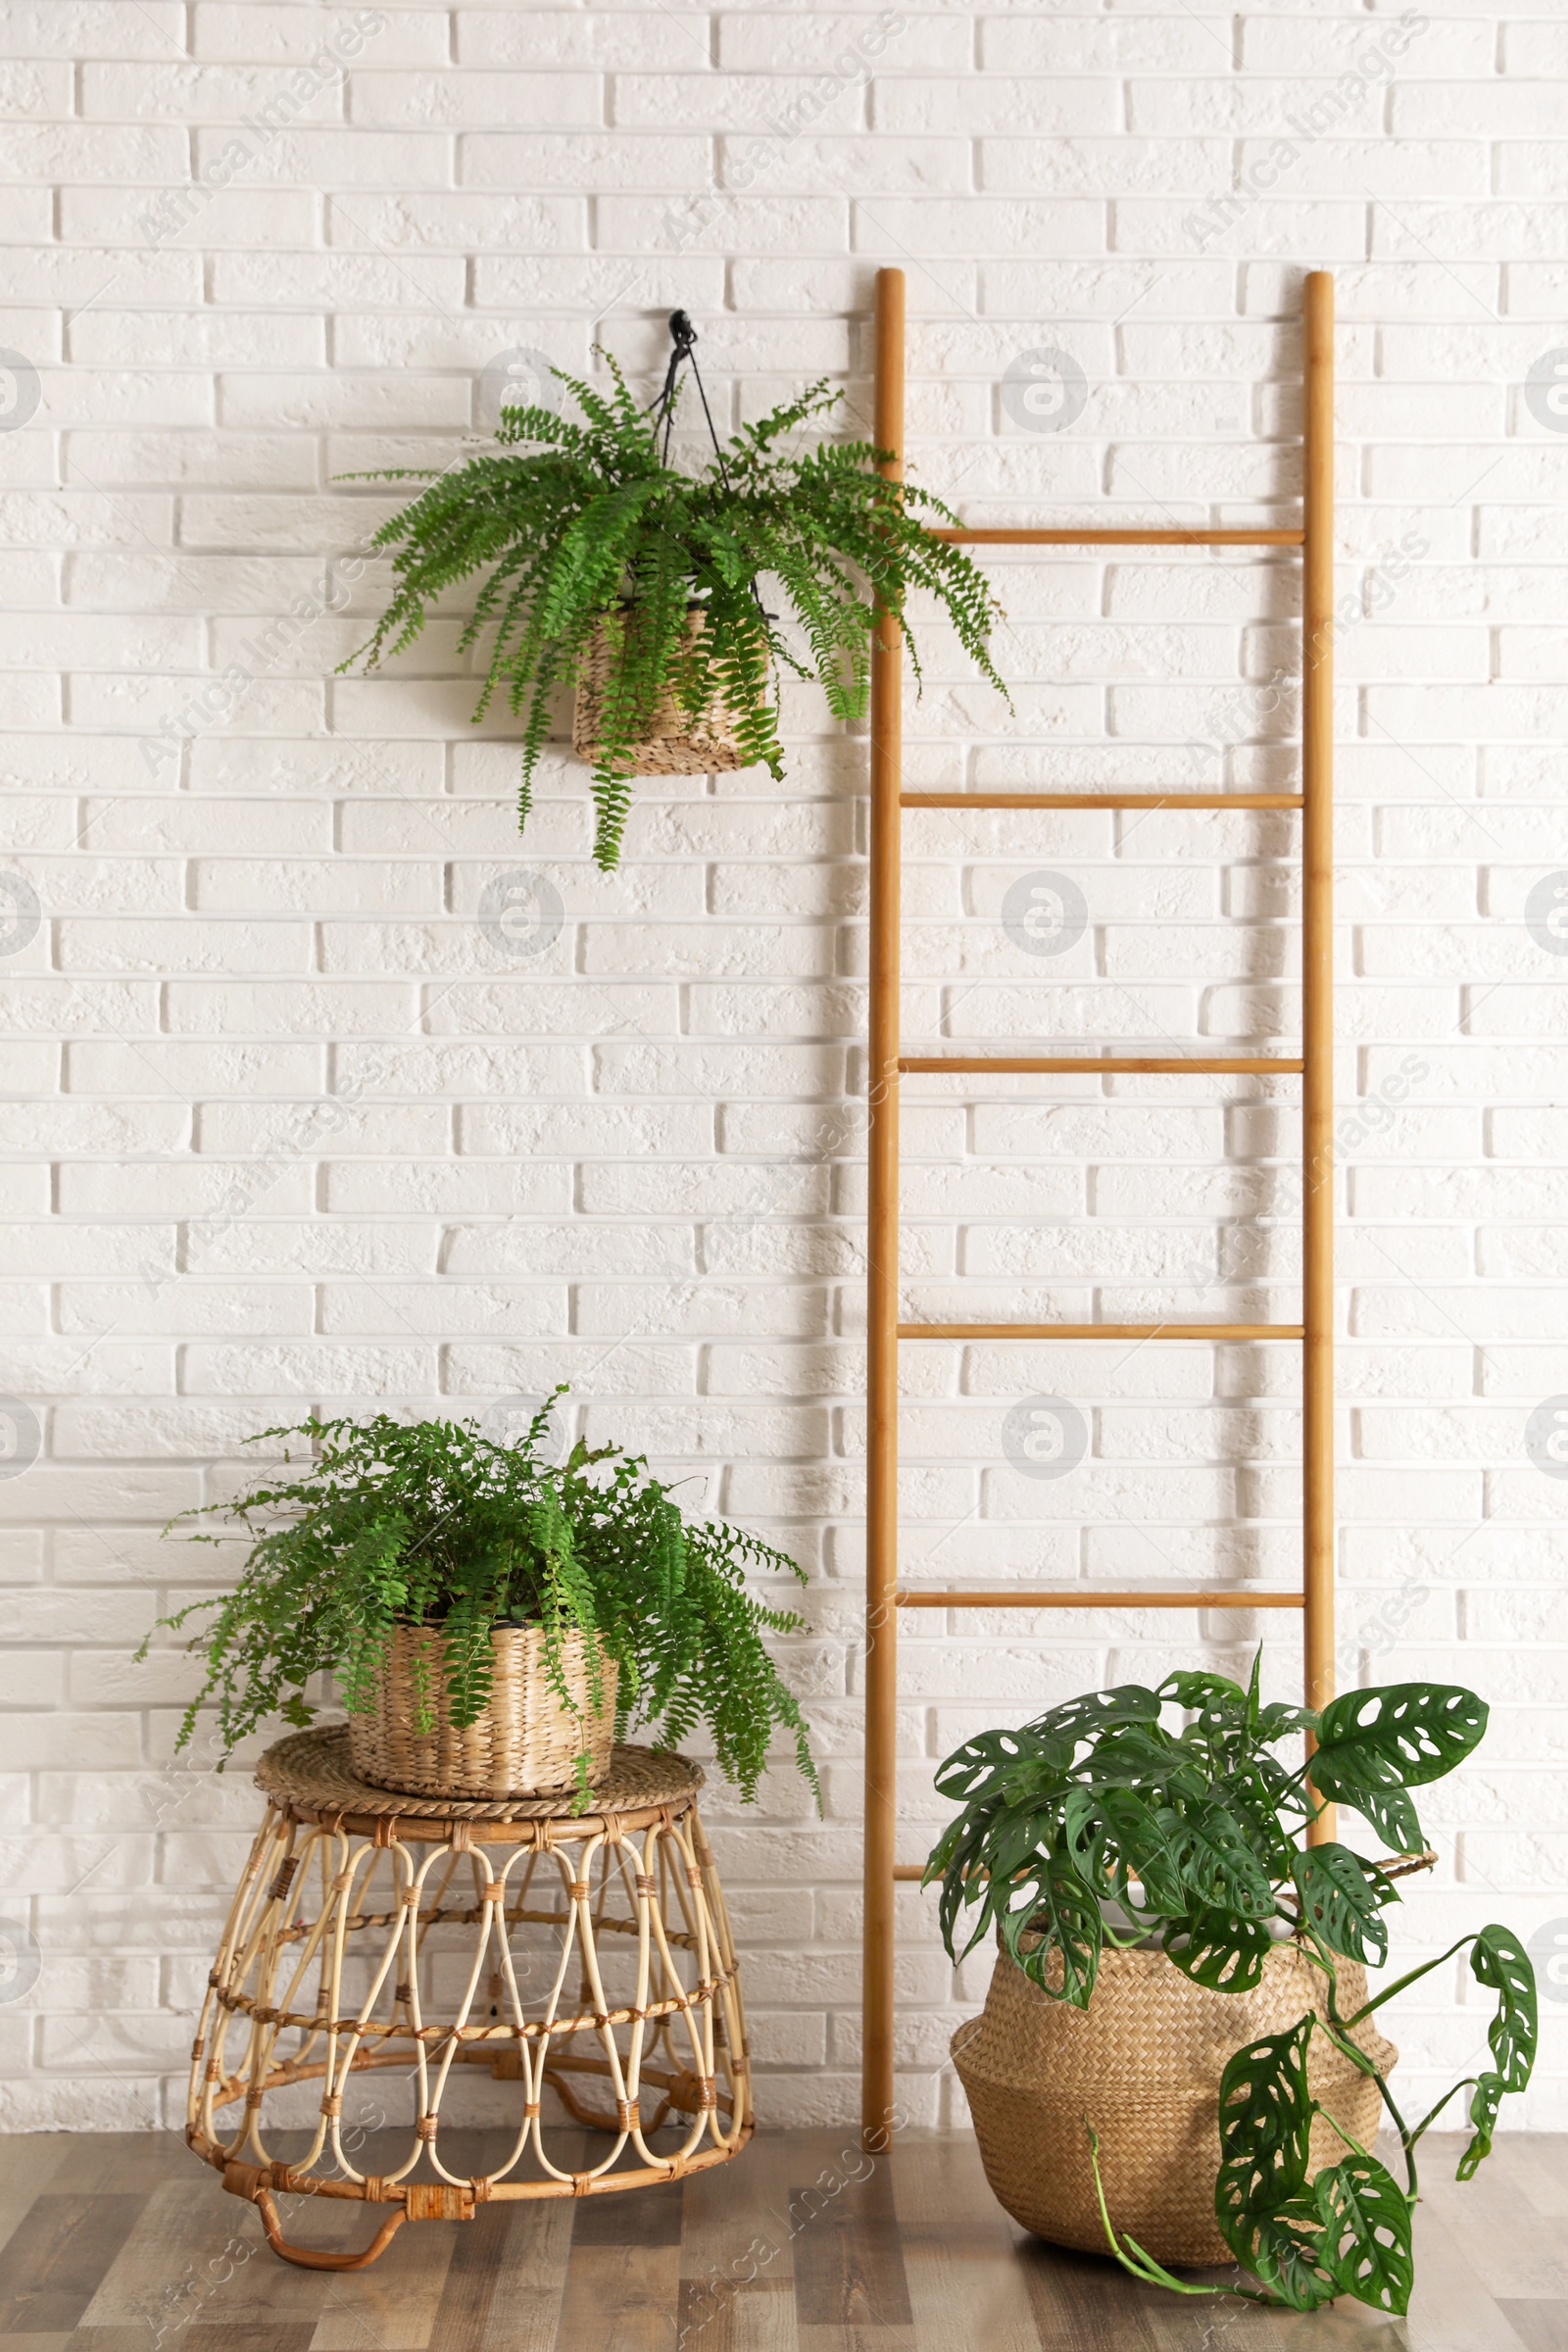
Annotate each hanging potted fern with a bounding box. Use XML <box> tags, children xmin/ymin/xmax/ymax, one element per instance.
<box><xmin>340</xmin><ymin>312</ymin><xmax>1005</xmax><ymax>870</ymax></box>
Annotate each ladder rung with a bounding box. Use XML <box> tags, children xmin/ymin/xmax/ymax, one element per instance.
<box><xmin>899</xmin><ymin>1055</ymin><xmax>1304</xmax><ymax>1075</ymax></box>
<box><xmin>893</xmin><ymin>1865</ymin><xmax>927</xmax><ymax>1882</ymax></box>
<box><xmin>931</xmin><ymin>528</ymin><xmax>1304</xmax><ymax>547</ymax></box>
<box><xmin>898</xmin><ymin>1323</ymin><xmax>1302</xmax><ymax>1341</ymax></box>
<box><xmin>895</xmin><ymin>1589</ymin><xmax>1305</xmax><ymax>1609</ymax></box>
<box><xmin>902</xmin><ymin>793</ymin><xmax>1303</xmax><ymax>810</ymax></box>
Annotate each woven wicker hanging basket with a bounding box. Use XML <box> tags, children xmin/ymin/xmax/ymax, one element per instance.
<box><xmin>953</xmin><ymin>1937</ymin><xmax>1397</xmax><ymax>2268</ymax></box>
<box><xmin>571</xmin><ymin>606</ymin><xmax>750</xmax><ymax>776</ymax></box>
<box><xmin>347</xmin><ymin>1624</ymin><xmax>618</xmax><ymax>1802</ymax></box>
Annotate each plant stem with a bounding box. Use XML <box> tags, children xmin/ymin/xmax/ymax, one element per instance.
<box><xmin>1298</xmin><ymin>1931</ymin><xmax>1422</xmax><ymax>2199</ymax></box>
<box><xmin>1407</xmin><ymin>2078</ymin><xmax>1479</xmax><ymax>2147</ymax></box>
<box><xmin>1341</xmin><ymin>1935</ymin><xmax>1477</xmax><ymax>2026</ymax></box>
<box><xmin>1084</xmin><ymin>2127</ymin><xmax>1269</xmax><ymax>2306</ymax></box>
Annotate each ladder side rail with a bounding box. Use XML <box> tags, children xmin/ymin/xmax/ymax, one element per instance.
<box><xmin>861</xmin><ymin>263</ymin><xmax>906</xmax><ymax>2152</ymax></box>
<box><xmin>1301</xmin><ymin>271</ymin><xmax>1336</xmax><ymax>1832</ymax></box>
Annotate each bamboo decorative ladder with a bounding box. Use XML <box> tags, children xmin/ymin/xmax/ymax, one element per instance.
<box><xmin>860</xmin><ymin>268</ymin><xmax>1336</xmax><ymax>2148</ymax></box>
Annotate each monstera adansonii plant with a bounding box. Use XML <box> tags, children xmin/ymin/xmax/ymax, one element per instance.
<box><xmin>925</xmin><ymin>1656</ymin><xmax>1536</xmax><ymax>2318</ymax></box>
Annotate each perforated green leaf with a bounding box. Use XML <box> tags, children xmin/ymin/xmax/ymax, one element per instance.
<box><xmin>1312</xmin><ymin>2151</ymin><xmax>1414</xmax><ymax>2314</ymax></box>
<box><xmin>1308</xmin><ymin>1770</ymin><xmax>1424</xmax><ymax>1857</ymax></box>
<box><xmin>923</xmin><ymin>1801</ymin><xmax>998</xmax><ymax>1965</ymax></box>
<box><xmin>1214</xmin><ymin>2018</ymin><xmax>1337</xmax><ymax>2308</ymax></box>
<box><xmin>1461</xmin><ymin>2070</ymin><xmax>1504</xmax><ymax>2183</ymax></box>
<box><xmin>1097</xmin><ymin>1788</ymin><xmax>1191</xmax><ymax>1918</ymax></box>
<box><xmin>1458</xmin><ymin>1925</ymin><xmax>1538</xmax><ymax>2179</ymax></box>
<box><xmin>1022</xmin><ymin>1684</ymin><xmax>1162</xmax><ymax>1749</ymax></box>
<box><xmin>1169</xmin><ymin>1800</ymin><xmax>1277</xmax><ymax>1921</ymax></box>
<box><xmin>1312</xmin><ymin>1683</ymin><xmax>1488</xmax><ymax>1792</ymax></box>
<box><xmin>1254</xmin><ymin>1700</ymin><xmax>1318</xmax><ymax>1742</ymax></box>
<box><xmin>1292</xmin><ymin>1843</ymin><xmax>1396</xmax><ymax>1966</ymax></box>
<box><xmin>1216</xmin><ymin>2016</ymin><xmax>1314</xmax><ymax>2197</ymax></box>
<box><xmin>1157</xmin><ymin>1666</ymin><xmax>1249</xmax><ymax>1715</ymax></box>
<box><xmin>1474</xmin><ymin>1923</ymin><xmax>1537</xmax><ymax>2090</ymax></box>
<box><xmin>933</xmin><ymin>1726</ymin><xmax>1036</xmax><ymax>1805</ymax></box>
<box><xmin>1079</xmin><ymin>1725</ymin><xmax>1183</xmax><ymax>1791</ymax></box>
<box><xmin>1060</xmin><ymin>1784</ymin><xmax>1112</xmax><ymax>1892</ymax></box>
<box><xmin>1163</xmin><ymin>1906</ymin><xmax>1273</xmax><ymax>1993</ymax></box>
<box><xmin>997</xmin><ymin>1852</ymin><xmax>1102</xmax><ymax>2007</ymax></box>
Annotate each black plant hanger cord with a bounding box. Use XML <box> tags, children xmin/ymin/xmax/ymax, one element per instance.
<box><xmin>648</xmin><ymin>309</ymin><xmax>726</xmax><ymax>470</ymax></box>
<box><xmin>646</xmin><ymin>310</ymin><xmax>772</xmax><ymax>625</ymax></box>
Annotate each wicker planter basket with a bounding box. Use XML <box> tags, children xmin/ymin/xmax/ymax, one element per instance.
<box><xmin>572</xmin><ymin>607</ymin><xmax>749</xmax><ymax>776</ymax></box>
<box><xmin>347</xmin><ymin>1624</ymin><xmax>617</xmax><ymax>1802</ymax></box>
<box><xmin>953</xmin><ymin>1938</ymin><xmax>1397</xmax><ymax>2268</ymax></box>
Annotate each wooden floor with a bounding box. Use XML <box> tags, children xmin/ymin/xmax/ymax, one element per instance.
<box><xmin>0</xmin><ymin>2126</ymin><xmax>1563</xmax><ymax>2352</ymax></box>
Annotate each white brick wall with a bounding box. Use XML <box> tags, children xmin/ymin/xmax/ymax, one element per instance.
<box><xmin>1</xmin><ymin>0</ymin><xmax>1566</xmax><ymax>2135</ymax></box>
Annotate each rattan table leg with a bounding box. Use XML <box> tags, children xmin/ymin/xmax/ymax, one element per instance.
<box><xmin>253</xmin><ymin>2186</ymin><xmax>407</xmax><ymax>2272</ymax></box>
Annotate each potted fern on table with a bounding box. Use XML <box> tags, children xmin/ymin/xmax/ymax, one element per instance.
<box><xmin>142</xmin><ymin>1401</ymin><xmax>818</xmax><ymax>1813</ymax></box>
<box><xmin>340</xmin><ymin>312</ymin><xmax>1005</xmax><ymax>869</ymax></box>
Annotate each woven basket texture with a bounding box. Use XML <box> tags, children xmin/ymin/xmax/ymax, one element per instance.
<box><xmin>953</xmin><ymin>1938</ymin><xmax>1397</xmax><ymax>2266</ymax></box>
<box><xmin>257</xmin><ymin>1725</ymin><xmax>701</xmax><ymax>1825</ymax></box>
<box><xmin>571</xmin><ymin>609</ymin><xmax>749</xmax><ymax>775</ymax></box>
<box><xmin>347</xmin><ymin>1624</ymin><xmax>617</xmax><ymax>1801</ymax></box>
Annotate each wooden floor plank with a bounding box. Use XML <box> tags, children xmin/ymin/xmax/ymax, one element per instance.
<box><xmin>675</xmin><ymin>2273</ymin><xmax>795</xmax><ymax>2352</ymax></box>
<box><xmin>1248</xmin><ymin>2310</ymin><xmax>1403</xmax><ymax>2349</ymax></box>
<box><xmin>0</xmin><ymin>2198</ymin><xmax>146</xmax><ymax>2336</ymax></box>
<box><xmin>795</xmin><ymin>2328</ymin><xmax>916</xmax><ymax>2352</ymax></box>
<box><xmin>1430</xmin><ymin>2158</ymin><xmax>1568</xmax><ymax>2300</ymax></box>
<box><xmin>572</xmin><ymin>2177</ymin><xmax>685</xmax><ymax>2246</ymax></box>
<box><xmin>1147</xmin><ymin>2285</ymin><xmax>1294</xmax><ymax>2351</ymax></box>
<box><xmin>788</xmin><ymin>2137</ymin><xmax>913</xmax><ymax>2332</ymax></box>
<box><xmin>1401</xmin><ymin>2166</ymin><xmax>1532</xmax><ymax>2352</ymax></box>
<box><xmin>1493</xmin><ymin>2137</ymin><xmax>1568</xmax><ymax>2224</ymax></box>
<box><xmin>0</xmin><ymin>2199</ymin><xmax>48</xmax><ymax>2265</ymax></box>
<box><xmin>0</xmin><ymin>2139</ymin><xmax>72</xmax><ymax>2205</ymax></box>
<box><xmin>682</xmin><ymin>2130</ymin><xmax>799</xmax><ymax>2289</ymax></box>
<box><xmin>556</xmin><ymin>2242</ymin><xmax>681</xmax><ymax>2352</ymax></box>
<box><xmin>729</xmin><ymin>2278</ymin><xmax>800</xmax><ymax>2352</ymax></box>
<box><xmin>399</xmin><ymin>2206</ymin><xmax>511</xmax><ymax>2352</ymax></box>
<box><xmin>74</xmin><ymin>2175</ymin><xmax>329</xmax><ymax>2331</ymax></box>
<box><xmin>45</xmin><ymin>2135</ymin><xmax>191</xmax><ymax>2201</ymax></box>
<box><xmin>891</xmin><ymin>2134</ymin><xmax>1038</xmax><ymax>2352</ymax></box>
<box><xmin>469</xmin><ymin>2199</ymin><xmax>576</xmax><ymax>2352</ymax></box>
<box><xmin>1014</xmin><ymin>2235</ymin><xmax>1164</xmax><ymax>2352</ymax></box>
<box><xmin>300</xmin><ymin>2196</ymin><xmax>457</xmax><ymax>2352</ymax></box>
<box><xmin>1494</xmin><ymin>2306</ymin><xmax>1568</xmax><ymax>2352</ymax></box>
<box><xmin>67</xmin><ymin>2328</ymin><xmax>318</xmax><ymax>2352</ymax></box>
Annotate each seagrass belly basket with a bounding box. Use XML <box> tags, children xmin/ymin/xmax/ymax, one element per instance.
<box><xmin>953</xmin><ymin>1938</ymin><xmax>1396</xmax><ymax>2267</ymax></box>
<box><xmin>349</xmin><ymin>1625</ymin><xmax>617</xmax><ymax>1803</ymax></box>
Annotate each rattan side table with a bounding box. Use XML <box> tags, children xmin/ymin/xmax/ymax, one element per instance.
<box><xmin>186</xmin><ymin>1727</ymin><xmax>753</xmax><ymax>2271</ymax></box>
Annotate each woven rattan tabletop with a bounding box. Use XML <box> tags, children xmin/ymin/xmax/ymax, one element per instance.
<box><xmin>254</xmin><ymin>1725</ymin><xmax>704</xmax><ymax>1827</ymax></box>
